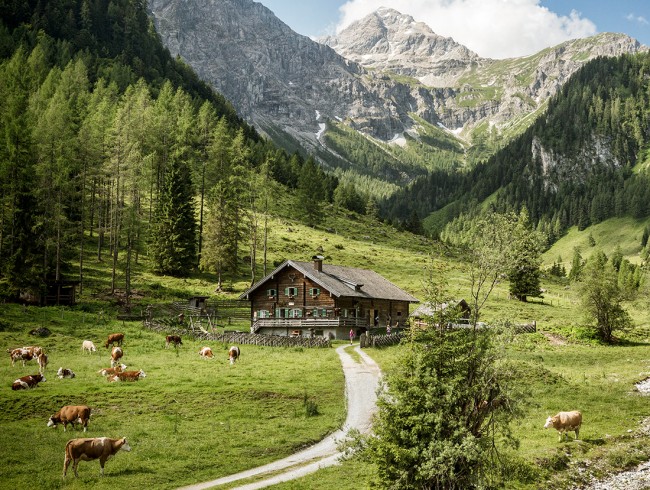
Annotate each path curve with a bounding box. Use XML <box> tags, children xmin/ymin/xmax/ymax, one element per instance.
<box><xmin>178</xmin><ymin>344</ymin><xmax>381</xmax><ymax>490</ymax></box>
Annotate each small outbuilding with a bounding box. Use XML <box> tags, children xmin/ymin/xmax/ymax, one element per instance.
<box><xmin>410</xmin><ymin>299</ymin><xmax>472</xmax><ymax>328</ymax></box>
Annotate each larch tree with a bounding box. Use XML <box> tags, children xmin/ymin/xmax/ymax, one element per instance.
<box><xmin>580</xmin><ymin>250</ymin><xmax>632</xmax><ymax>343</ymax></box>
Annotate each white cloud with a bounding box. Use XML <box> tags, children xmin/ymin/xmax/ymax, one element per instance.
<box><xmin>626</xmin><ymin>13</ymin><xmax>649</xmax><ymax>26</ymax></box>
<box><xmin>336</xmin><ymin>0</ymin><xmax>597</xmax><ymax>59</ymax></box>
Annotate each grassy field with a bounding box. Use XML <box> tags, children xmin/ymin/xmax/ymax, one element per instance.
<box><xmin>268</xmin><ymin>329</ymin><xmax>650</xmax><ymax>489</ymax></box>
<box><xmin>0</xmin><ymin>306</ymin><xmax>345</xmax><ymax>489</ymax></box>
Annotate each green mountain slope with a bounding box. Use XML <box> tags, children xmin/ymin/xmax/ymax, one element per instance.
<box><xmin>383</xmin><ymin>53</ymin><xmax>650</xmax><ymax>238</ymax></box>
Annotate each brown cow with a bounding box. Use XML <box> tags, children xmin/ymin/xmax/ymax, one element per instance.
<box><xmin>37</xmin><ymin>352</ymin><xmax>48</xmax><ymax>373</ymax></box>
<box><xmin>165</xmin><ymin>335</ymin><xmax>182</xmax><ymax>348</ymax></box>
<box><xmin>544</xmin><ymin>410</ymin><xmax>582</xmax><ymax>441</ymax></box>
<box><xmin>63</xmin><ymin>437</ymin><xmax>131</xmax><ymax>477</ymax></box>
<box><xmin>12</xmin><ymin>373</ymin><xmax>46</xmax><ymax>390</ymax></box>
<box><xmin>23</xmin><ymin>345</ymin><xmax>43</xmax><ymax>357</ymax></box>
<box><xmin>228</xmin><ymin>346</ymin><xmax>240</xmax><ymax>365</ymax></box>
<box><xmin>110</xmin><ymin>347</ymin><xmax>123</xmax><ymax>367</ymax></box>
<box><xmin>199</xmin><ymin>346</ymin><xmax>213</xmax><ymax>358</ymax></box>
<box><xmin>104</xmin><ymin>333</ymin><xmax>124</xmax><ymax>349</ymax></box>
<box><xmin>48</xmin><ymin>405</ymin><xmax>91</xmax><ymax>432</ymax></box>
<box><xmin>108</xmin><ymin>369</ymin><xmax>146</xmax><ymax>382</ymax></box>
<box><xmin>8</xmin><ymin>348</ymin><xmax>34</xmax><ymax>367</ymax></box>
<box><xmin>98</xmin><ymin>364</ymin><xmax>126</xmax><ymax>376</ymax></box>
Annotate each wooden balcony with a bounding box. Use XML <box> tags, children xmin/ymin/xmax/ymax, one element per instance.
<box><xmin>251</xmin><ymin>317</ymin><xmax>369</xmax><ymax>333</ymax></box>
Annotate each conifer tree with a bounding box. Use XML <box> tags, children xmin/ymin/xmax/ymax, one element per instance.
<box><xmin>297</xmin><ymin>157</ymin><xmax>325</xmax><ymax>226</ymax></box>
<box><xmin>508</xmin><ymin>209</ymin><xmax>544</xmax><ymax>302</ymax></box>
<box><xmin>150</xmin><ymin>159</ymin><xmax>197</xmax><ymax>276</ymax></box>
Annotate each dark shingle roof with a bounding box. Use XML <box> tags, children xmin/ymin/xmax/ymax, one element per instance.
<box><xmin>240</xmin><ymin>260</ymin><xmax>419</xmax><ymax>303</ymax></box>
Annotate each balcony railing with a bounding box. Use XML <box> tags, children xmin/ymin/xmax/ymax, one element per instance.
<box><xmin>251</xmin><ymin>317</ymin><xmax>369</xmax><ymax>333</ymax></box>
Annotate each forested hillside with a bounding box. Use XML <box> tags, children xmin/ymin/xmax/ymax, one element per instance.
<box><xmin>382</xmin><ymin>53</ymin><xmax>650</xmax><ymax>239</ymax></box>
<box><xmin>0</xmin><ymin>0</ymin><xmax>340</xmax><ymax>301</ymax></box>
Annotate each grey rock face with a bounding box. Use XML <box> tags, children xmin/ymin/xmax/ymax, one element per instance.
<box><xmin>149</xmin><ymin>0</ymin><xmax>647</xmax><ymax>174</ymax></box>
<box><xmin>149</xmin><ymin>0</ymin><xmax>414</xmax><ymax>151</ymax></box>
<box><xmin>321</xmin><ymin>7</ymin><xmax>485</xmax><ymax>88</ymax></box>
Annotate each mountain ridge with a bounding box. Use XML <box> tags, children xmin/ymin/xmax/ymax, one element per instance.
<box><xmin>149</xmin><ymin>0</ymin><xmax>647</xmax><ymax>195</ymax></box>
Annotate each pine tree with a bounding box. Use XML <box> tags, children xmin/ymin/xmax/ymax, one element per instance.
<box><xmin>150</xmin><ymin>159</ymin><xmax>197</xmax><ymax>276</ymax></box>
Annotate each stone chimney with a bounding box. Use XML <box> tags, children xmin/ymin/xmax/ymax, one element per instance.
<box><xmin>312</xmin><ymin>255</ymin><xmax>324</xmax><ymax>272</ymax></box>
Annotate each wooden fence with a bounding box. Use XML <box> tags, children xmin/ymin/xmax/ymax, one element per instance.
<box><xmin>143</xmin><ymin>320</ymin><xmax>331</xmax><ymax>348</ymax></box>
<box><xmin>360</xmin><ymin>331</ymin><xmax>404</xmax><ymax>348</ymax></box>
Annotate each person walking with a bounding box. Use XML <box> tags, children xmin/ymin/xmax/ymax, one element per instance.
<box><xmin>349</xmin><ymin>328</ymin><xmax>354</xmax><ymax>344</ymax></box>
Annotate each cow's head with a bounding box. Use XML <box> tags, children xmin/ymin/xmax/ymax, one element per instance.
<box><xmin>47</xmin><ymin>416</ymin><xmax>57</xmax><ymax>428</ymax></box>
<box><xmin>543</xmin><ymin>416</ymin><xmax>556</xmax><ymax>429</ymax></box>
<box><xmin>138</xmin><ymin>370</ymin><xmax>146</xmax><ymax>378</ymax></box>
<box><xmin>120</xmin><ymin>438</ymin><xmax>132</xmax><ymax>451</ymax></box>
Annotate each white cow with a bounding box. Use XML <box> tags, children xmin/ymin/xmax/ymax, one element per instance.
<box><xmin>81</xmin><ymin>341</ymin><xmax>96</xmax><ymax>354</ymax></box>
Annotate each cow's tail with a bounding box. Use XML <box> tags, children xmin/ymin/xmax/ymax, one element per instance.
<box><xmin>64</xmin><ymin>439</ymin><xmax>74</xmax><ymax>460</ymax></box>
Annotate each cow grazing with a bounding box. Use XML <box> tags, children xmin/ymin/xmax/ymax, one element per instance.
<box><xmin>104</xmin><ymin>333</ymin><xmax>124</xmax><ymax>349</ymax></box>
<box><xmin>165</xmin><ymin>335</ymin><xmax>182</xmax><ymax>348</ymax></box>
<box><xmin>12</xmin><ymin>373</ymin><xmax>46</xmax><ymax>390</ymax></box>
<box><xmin>63</xmin><ymin>437</ymin><xmax>131</xmax><ymax>477</ymax></box>
<box><xmin>108</xmin><ymin>370</ymin><xmax>146</xmax><ymax>382</ymax></box>
<box><xmin>48</xmin><ymin>405</ymin><xmax>91</xmax><ymax>432</ymax></box>
<box><xmin>81</xmin><ymin>340</ymin><xmax>97</xmax><ymax>354</ymax></box>
<box><xmin>544</xmin><ymin>410</ymin><xmax>582</xmax><ymax>441</ymax></box>
<box><xmin>57</xmin><ymin>367</ymin><xmax>76</xmax><ymax>379</ymax></box>
<box><xmin>199</xmin><ymin>346</ymin><xmax>213</xmax><ymax>358</ymax></box>
<box><xmin>98</xmin><ymin>365</ymin><xmax>126</xmax><ymax>377</ymax></box>
<box><xmin>37</xmin><ymin>352</ymin><xmax>48</xmax><ymax>373</ymax></box>
<box><xmin>8</xmin><ymin>348</ymin><xmax>34</xmax><ymax>367</ymax></box>
<box><xmin>23</xmin><ymin>345</ymin><xmax>43</xmax><ymax>357</ymax></box>
<box><xmin>110</xmin><ymin>347</ymin><xmax>123</xmax><ymax>367</ymax></box>
<box><xmin>228</xmin><ymin>346</ymin><xmax>240</xmax><ymax>365</ymax></box>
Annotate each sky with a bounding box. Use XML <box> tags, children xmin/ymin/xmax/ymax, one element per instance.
<box><xmin>260</xmin><ymin>0</ymin><xmax>650</xmax><ymax>59</ymax></box>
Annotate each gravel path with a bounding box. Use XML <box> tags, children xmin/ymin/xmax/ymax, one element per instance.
<box><xmin>178</xmin><ymin>344</ymin><xmax>381</xmax><ymax>490</ymax></box>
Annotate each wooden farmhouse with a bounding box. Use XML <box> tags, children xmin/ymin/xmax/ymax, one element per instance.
<box><xmin>239</xmin><ymin>256</ymin><xmax>419</xmax><ymax>340</ymax></box>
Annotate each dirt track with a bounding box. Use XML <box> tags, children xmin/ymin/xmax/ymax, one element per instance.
<box><xmin>178</xmin><ymin>343</ymin><xmax>381</xmax><ymax>490</ymax></box>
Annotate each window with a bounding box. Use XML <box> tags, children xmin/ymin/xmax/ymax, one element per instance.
<box><xmin>257</xmin><ymin>310</ymin><xmax>270</xmax><ymax>318</ymax></box>
<box><xmin>267</xmin><ymin>288</ymin><xmax>277</xmax><ymax>297</ymax></box>
<box><xmin>290</xmin><ymin>308</ymin><xmax>302</xmax><ymax>318</ymax></box>
<box><xmin>285</xmin><ymin>287</ymin><xmax>298</xmax><ymax>297</ymax></box>
<box><xmin>309</xmin><ymin>287</ymin><xmax>320</xmax><ymax>296</ymax></box>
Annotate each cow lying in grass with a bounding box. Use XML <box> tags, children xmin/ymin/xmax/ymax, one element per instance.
<box><xmin>12</xmin><ymin>374</ymin><xmax>45</xmax><ymax>390</ymax></box>
<box><xmin>199</xmin><ymin>347</ymin><xmax>213</xmax><ymax>358</ymax></box>
<box><xmin>98</xmin><ymin>364</ymin><xmax>126</xmax><ymax>376</ymax></box>
<box><xmin>108</xmin><ymin>369</ymin><xmax>146</xmax><ymax>382</ymax></box>
<box><xmin>63</xmin><ymin>437</ymin><xmax>131</xmax><ymax>477</ymax></box>
<box><xmin>544</xmin><ymin>410</ymin><xmax>582</xmax><ymax>441</ymax></box>
<box><xmin>48</xmin><ymin>405</ymin><xmax>91</xmax><ymax>432</ymax></box>
<box><xmin>57</xmin><ymin>367</ymin><xmax>76</xmax><ymax>379</ymax></box>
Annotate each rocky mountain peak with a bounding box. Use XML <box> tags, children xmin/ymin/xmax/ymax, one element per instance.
<box><xmin>322</xmin><ymin>8</ymin><xmax>484</xmax><ymax>87</ymax></box>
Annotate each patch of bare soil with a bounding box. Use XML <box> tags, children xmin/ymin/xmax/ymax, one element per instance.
<box><xmin>542</xmin><ymin>331</ymin><xmax>568</xmax><ymax>345</ymax></box>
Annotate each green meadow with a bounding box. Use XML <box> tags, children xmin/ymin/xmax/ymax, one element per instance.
<box><xmin>1</xmin><ymin>212</ymin><xmax>650</xmax><ymax>488</ymax></box>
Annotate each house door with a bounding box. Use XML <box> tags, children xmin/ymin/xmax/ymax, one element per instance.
<box><xmin>369</xmin><ymin>309</ymin><xmax>379</xmax><ymax>327</ymax></box>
